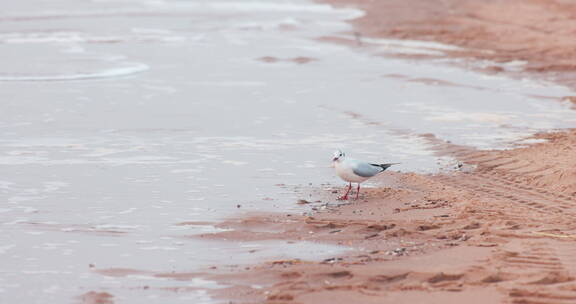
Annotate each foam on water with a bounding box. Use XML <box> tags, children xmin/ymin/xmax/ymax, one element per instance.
<box><xmin>0</xmin><ymin>63</ymin><xmax>149</xmax><ymax>82</ymax></box>
<box><xmin>150</xmin><ymin>1</ymin><xmax>347</xmax><ymax>13</ymax></box>
<box><xmin>0</xmin><ymin>31</ymin><xmax>186</xmax><ymax>44</ymax></box>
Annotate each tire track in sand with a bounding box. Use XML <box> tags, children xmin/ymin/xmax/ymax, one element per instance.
<box><xmin>502</xmin><ymin>240</ymin><xmax>576</xmax><ymax>304</ymax></box>
<box><xmin>434</xmin><ymin>174</ymin><xmax>566</xmax><ymax>215</ymax></box>
<box><xmin>435</xmin><ymin>166</ymin><xmax>576</xmax><ymax>304</ymax></box>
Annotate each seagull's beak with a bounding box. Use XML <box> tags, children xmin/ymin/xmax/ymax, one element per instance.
<box><xmin>332</xmin><ymin>157</ymin><xmax>338</xmax><ymax>162</ymax></box>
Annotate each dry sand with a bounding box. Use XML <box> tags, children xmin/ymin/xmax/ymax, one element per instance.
<box><xmin>194</xmin><ymin>1</ymin><xmax>576</xmax><ymax>303</ymax></box>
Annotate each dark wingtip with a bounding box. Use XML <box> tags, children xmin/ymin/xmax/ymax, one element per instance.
<box><xmin>371</xmin><ymin>163</ymin><xmax>400</xmax><ymax>170</ymax></box>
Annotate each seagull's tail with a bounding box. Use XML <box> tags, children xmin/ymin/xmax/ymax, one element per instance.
<box><xmin>373</xmin><ymin>163</ymin><xmax>400</xmax><ymax>171</ymax></box>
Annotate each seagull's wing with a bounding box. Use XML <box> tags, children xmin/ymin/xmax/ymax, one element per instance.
<box><xmin>351</xmin><ymin>160</ymin><xmax>383</xmax><ymax>178</ymax></box>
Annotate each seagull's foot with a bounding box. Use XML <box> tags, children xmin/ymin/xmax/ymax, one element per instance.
<box><xmin>337</xmin><ymin>183</ymin><xmax>352</xmax><ymax>200</ymax></box>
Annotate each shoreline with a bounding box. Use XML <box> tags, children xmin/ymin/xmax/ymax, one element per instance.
<box><xmin>200</xmin><ymin>1</ymin><xmax>576</xmax><ymax>303</ymax></box>
<box><xmin>319</xmin><ymin>0</ymin><xmax>576</xmax><ymax>90</ymax></box>
<box><xmin>7</xmin><ymin>0</ymin><xmax>576</xmax><ymax>303</ymax></box>
<box><xmin>204</xmin><ymin>131</ymin><xmax>576</xmax><ymax>303</ymax></box>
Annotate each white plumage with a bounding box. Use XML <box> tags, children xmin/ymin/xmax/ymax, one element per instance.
<box><xmin>331</xmin><ymin>150</ymin><xmax>398</xmax><ymax>200</ymax></box>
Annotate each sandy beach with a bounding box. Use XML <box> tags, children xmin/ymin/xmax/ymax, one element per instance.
<box><xmin>206</xmin><ymin>134</ymin><xmax>576</xmax><ymax>303</ymax></box>
<box><xmin>3</xmin><ymin>1</ymin><xmax>576</xmax><ymax>304</ymax></box>
<box><xmin>197</xmin><ymin>1</ymin><xmax>576</xmax><ymax>303</ymax></box>
<box><xmin>322</xmin><ymin>0</ymin><xmax>576</xmax><ymax>87</ymax></box>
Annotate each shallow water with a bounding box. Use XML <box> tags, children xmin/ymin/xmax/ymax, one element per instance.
<box><xmin>1</xmin><ymin>0</ymin><xmax>575</xmax><ymax>303</ymax></box>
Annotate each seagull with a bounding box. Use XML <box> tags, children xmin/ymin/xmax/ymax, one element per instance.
<box><xmin>332</xmin><ymin>150</ymin><xmax>399</xmax><ymax>200</ymax></box>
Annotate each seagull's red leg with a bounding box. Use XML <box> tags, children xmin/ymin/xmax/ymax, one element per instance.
<box><xmin>338</xmin><ymin>182</ymin><xmax>352</xmax><ymax>200</ymax></box>
<box><xmin>355</xmin><ymin>183</ymin><xmax>361</xmax><ymax>200</ymax></box>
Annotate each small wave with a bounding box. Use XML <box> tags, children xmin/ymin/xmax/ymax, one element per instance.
<box><xmin>89</xmin><ymin>1</ymin><xmax>342</xmax><ymax>13</ymax></box>
<box><xmin>187</xmin><ymin>81</ymin><xmax>266</xmax><ymax>86</ymax></box>
<box><xmin>0</xmin><ymin>3</ymin><xmax>357</xmax><ymax>22</ymax></box>
<box><xmin>0</xmin><ymin>31</ymin><xmax>186</xmax><ymax>44</ymax></box>
<box><xmin>0</xmin><ymin>63</ymin><xmax>149</xmax><ymax>82</ymax></box>
<box><xmin>175</xmin><ymin>2</ymin><xmax>336</xmax><ymax>13</ymax></box>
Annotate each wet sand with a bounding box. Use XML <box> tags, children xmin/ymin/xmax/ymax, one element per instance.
<box><xmin>206</xmin><ymin>137</ymin><xmax>576</xmax><ymax>303</ymax></box>
<box><xmin>321</xmin><ymin>0</ymin><xmax>576</xmax><ymax>87</ymax></box>
<box><xmin>201</xmin><ymin>1</ymin><xmax>576</xmax><ymax>303</ymax></box>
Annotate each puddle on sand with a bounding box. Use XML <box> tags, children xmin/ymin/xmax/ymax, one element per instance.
<box><xmin>1</xmin><ymin>0</ymin><xmax>575</xmax><ymax>303</ymax></box>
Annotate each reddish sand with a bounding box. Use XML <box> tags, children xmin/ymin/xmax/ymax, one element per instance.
<box><xmin>79</xmin><ymin>291</ymin><xmax>114</xmax><ymax>304</ymax></box>
<box><xmin>191</xmin><ymin>1</ymin><xmax>576</xmax><ymax>303</ymax></box>
<box><xmin>321</xmin><ymin>0</ymin><xmax>576</xmax><ymax>87</ymax></box>
<box><xmin>203</xmin><ymin>148</ymin><xmax>576</xmax><ymax>303</ymax></box>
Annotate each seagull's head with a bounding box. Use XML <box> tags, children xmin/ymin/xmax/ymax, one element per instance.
<box><xmin>332</xmin><ymin>150</ymin><xmax>345</xmax><ymax>162</ymax></box>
